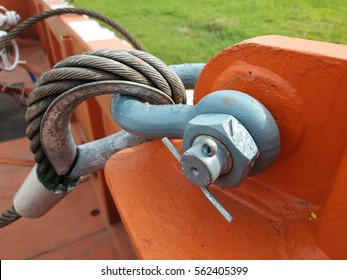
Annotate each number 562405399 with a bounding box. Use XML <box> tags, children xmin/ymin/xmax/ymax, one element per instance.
<box><xmin>194</xmin><ymin>266</ymin><xmax>248</xmax><ymax>276</ymax></box>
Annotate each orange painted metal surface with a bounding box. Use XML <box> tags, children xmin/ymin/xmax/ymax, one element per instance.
<box><xmin>105</xmin><ymin>36</ymin><xmax>347</xmax><ymax>259</ymax></box>
<box><xmin>0</xmin><ymin>138</ymin><xmax>135</xmax><ymax>260</ymax></box>
<box><xmin>3</xmin><ymin>0</ymin><xmax>346</xmax><ymax>260</ymax></box>
<box><xmin>0</xmin><ymin>0</ymin><xmax>137</xmax><ymax>257</ymax></box>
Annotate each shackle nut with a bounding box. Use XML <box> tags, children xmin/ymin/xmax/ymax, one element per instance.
<box><xmin>182</xmin><ymin>114</ymin><xmax>259</xmax><ymax>187</ymax></box>
<box><xmin>180</xmin><ymin>136</ymin><xmax>232</xmax><ymax>188</ymax></box>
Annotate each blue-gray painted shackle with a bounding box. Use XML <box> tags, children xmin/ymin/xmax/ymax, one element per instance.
<box><xmin>39</xmin><ymin>63</ymin><xmax>206</xmax><ymax>180</ymax></box>
<box><xmin>111</xmin><ymin>90</ymin><xmax>281</xmax><ymax>178</ymax></box>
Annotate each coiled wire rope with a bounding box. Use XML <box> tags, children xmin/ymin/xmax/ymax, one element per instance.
<box><xmin>0</xmin><ymin>206</ymin><xmax>21</xmax><ymax>228</ymax></box>
<box><xmin>27</xmin><ymin>49</ymin><xmax>186</xmax><ymax>182</ymax></box>
<box><xmin>0</xmin><ymin>9</ymin><xmax>186</xmax><ymax>228</ymax></box>
<box><xmin>0</xmin><ymin>7</ymin><xmax>145</xmax><ymax>51</ymax></box>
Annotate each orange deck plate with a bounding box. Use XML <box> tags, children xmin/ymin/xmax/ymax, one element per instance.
<box><xmin>105</xmin><ymin>140</ymin><xmax>327</xmax><ymax>260</ymax></box>
<box><xmin>0</xmin><ymin>138</ymin><xmax>134</xmax><ymax>260</ymax></box>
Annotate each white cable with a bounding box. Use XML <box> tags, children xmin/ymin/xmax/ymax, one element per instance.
<box><xmin>0</xmin><ymin>38</ymin><xmax>19</xmax><ymax>71</ymax></box>
<box><xmin>0</xmin><ymin>5</ymin><xmax>21</xmax><ymax>71</ymax></box>
<box><xmin>0</xmin><ymin>6</ymin><xmax>20</xmax><ymax>31</ymax></box>
<box><xmin>0</xmin><ymin>6</ymin><xmax>8</xmax><ymax>13</ymax></box>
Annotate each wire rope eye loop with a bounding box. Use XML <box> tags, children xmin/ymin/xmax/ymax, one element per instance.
<box><xmin>39</xmin><ymin>81</ymin><xmax>176</xmax><ymax>181</ymax></box>
<box><xmin>25</xmin><ymin>49</ymin><xmax>187</xmax><ymax>184</ymax></box>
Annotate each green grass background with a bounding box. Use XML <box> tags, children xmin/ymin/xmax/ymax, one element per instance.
<box><xmin>73</xmin><ymin>0</ymin><xmax>347</xmax><ymax>64</ymax></box>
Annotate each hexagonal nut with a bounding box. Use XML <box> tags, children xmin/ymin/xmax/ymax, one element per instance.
<box><xmin>182</xmin><ymin>113</ymin><xmax>259</xmax><ymax>187</ymax></box>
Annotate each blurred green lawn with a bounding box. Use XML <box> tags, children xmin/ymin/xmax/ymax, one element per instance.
<box><xmin>73</xmin><ymin>0</ymin><xmax>347</xmax><ymax>64</ymax></box>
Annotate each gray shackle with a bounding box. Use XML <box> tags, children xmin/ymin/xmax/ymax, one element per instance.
<box><xmin>15</xmin><ymin>64</ymin><xmax>205</xmax><ymax>219</ymax></box>
<box><xmin>40</xmin><ymin>82</ymin><xmax>151</xmax><ymax>179</ymax></box>
<box><xmin>111</xmin><ymin>90</ymin><xmax>280</xmax><ymax>178</ymax></box>
<box><xmin>40</xmin><ymin>63</ymin><xmax>206</xmax><ymax>180</ymax></box>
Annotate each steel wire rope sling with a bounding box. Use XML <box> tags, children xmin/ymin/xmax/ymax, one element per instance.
<box><xmin>0</xmin><ymin>7</ymin><xmax>144</xmax><ymax>51</ymax></box>
<box><xmin>0</xmin><ymin>8</ymin><xmax>186</xmax><ymax>227</ymax></box>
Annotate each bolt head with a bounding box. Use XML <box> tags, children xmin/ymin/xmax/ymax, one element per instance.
<box><xmin>183</xmin><ymin>114</ymin><xmax>259</xmax><ymax>187</ymax></box>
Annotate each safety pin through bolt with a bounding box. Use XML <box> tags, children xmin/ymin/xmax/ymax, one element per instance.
<box><xmin>161</xmin><ymin>137</ymin><xmax>233</xmax><ymax>222</ymax></box>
